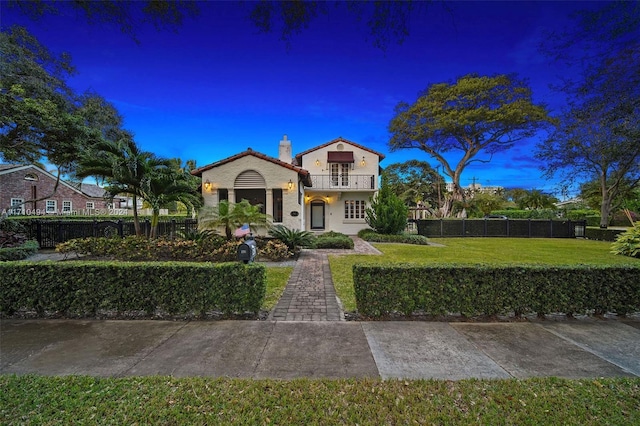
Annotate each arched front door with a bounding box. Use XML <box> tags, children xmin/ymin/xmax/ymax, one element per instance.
<box><xmin>310</xmin><ymin>201</ymin><xmax>325</xmax><ymax>230</ymax></box>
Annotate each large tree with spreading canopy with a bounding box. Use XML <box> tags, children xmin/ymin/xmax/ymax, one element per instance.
<box><xmin>388</xmin><ymin>74</ymin><xmax>551</xmax><ymax>217</ymax></box>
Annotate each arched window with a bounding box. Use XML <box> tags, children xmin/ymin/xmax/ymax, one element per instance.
<box><xmin>234</xmin><ymin>170</ymin><xmax>266</xmax><ymax>213</ymax></box>
<box><xmin>24</xmin><ymin>173</ymin><xmax>39</xmax><ymax>181</ymax></box>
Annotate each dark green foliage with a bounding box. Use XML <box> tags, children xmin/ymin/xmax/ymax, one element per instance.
<box><xmin>585</xmin><ymin>228</ymin><xmax>626</xmax><ymax>242</ymax></box>
<box><xmin>489</xmin><ymin>209</ymin><xmax>558</xmax><ymax>219</ymax></box>
<box><xmin>0</xmin><ymin>240</ymin><xmax>39</xmax><ymax>261</ymax></box>
<box><xmin>0</xmin><ymin>261</ymin><xmax>266</xmax><ymax>317</ymax></box>
<box><xmin>314</xmin><ymin>231</ymin><xmax>354</xmax><ymax>249</ymax></box>
<box><xmin>353</xmin><ymin>264</ymin><xmax>640</xmax><ymax>318</ymax></box>
<box><xmin>358</xmin><ymin>229</ymin><xmax>429</xmax><ymax>245</ymax></box>
<box><xmin>268</xmin><ymin>225</ymin><xmax>316</xmax><ymax>250</ymax></box>
<box><xmin>365</xmin><ymin>178</ymin><xmax>408</xmax><ymax>234</ymax></box>
<box><xmin>564</xmin><ymin>210</ymin><xmax>600</xmax><ymax>221</ymax></box>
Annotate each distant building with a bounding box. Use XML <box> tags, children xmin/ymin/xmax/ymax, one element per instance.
<box><xmin>0</xmin><ymin>164</ymin><xmax>115</xmax><ymax>216</ymax></box>
<box><xmin>445</xmin><ymin>182</ymin><xmax>504</xmax><ymax>196</ymax></box>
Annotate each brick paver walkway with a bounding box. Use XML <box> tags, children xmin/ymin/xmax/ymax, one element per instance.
<box><xmin>269</xmin><ymin>237</ymin><xmax>381</xmax><ymax>321</ymax></box>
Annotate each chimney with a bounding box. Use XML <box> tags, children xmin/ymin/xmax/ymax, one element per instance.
<box><xmin>278</xmin><ymin>134</ymin><xmax>292</xmax><ymax>164</ymax></box>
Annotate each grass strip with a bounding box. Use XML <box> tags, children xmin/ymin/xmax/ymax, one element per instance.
<box><xmin>1</xmin><ymin>375</ymin><xmax>638</xmax><ymax>425</ymax></box>
<box><xmin>264</xmin><ymin>267</ymin><xmax>292</xmax><ymax>310</ymax></box>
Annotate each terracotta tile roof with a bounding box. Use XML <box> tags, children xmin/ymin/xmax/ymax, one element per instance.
<box><xmin>191</xmin><ymin>148</ymin><xmax>313</xmax><ymax>187</ymax></box>
<box><xmin>294</xmin><ymin>137</ymin><xmax>386</xmax><ymax>164</ymax></box>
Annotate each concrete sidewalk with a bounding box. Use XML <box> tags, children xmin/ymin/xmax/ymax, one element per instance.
<box><xmin>2</xmin><ymin>319</ymin><xmax>638</xmax><ymax>380</ymax></box>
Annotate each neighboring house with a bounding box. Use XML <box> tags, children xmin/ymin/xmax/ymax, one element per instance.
<box><xmin>0</xmin><ymin>164</ymin><xmax>111</xmax><ymax>215</ymax></box>
<box><xmin>191</xmin><ymin>136</ymin><xmax>385</xmax><ymax>235</ymax></box>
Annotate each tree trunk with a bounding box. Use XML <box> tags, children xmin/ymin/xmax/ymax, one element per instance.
<box><xmin>600</xmin><ymin>194</ymin><xmax>613</xmax><ymax>229</ymax></box>
<box><xmin>150</xmin><ymin>208</ymin><xmax>159</xmax><ymax>239</ymax></box>
<box><xmin>132</xmin><ymin>194</ymin><xmax>141</xmax><ymax>236</ymax></box>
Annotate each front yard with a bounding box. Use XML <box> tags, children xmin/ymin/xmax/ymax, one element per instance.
<box><xmin>330</xmin><ymin>238</ymin><xmax>640</xmax><ymax>312</ymax></box>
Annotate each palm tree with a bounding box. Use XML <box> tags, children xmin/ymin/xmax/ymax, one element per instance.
<box><xmin>198</xmin><ymin>199</ymin><xmax>270</xmax><ymax>240</ymax></box>
<box><xmin>198</xmin><ymin>200</ymin><xmax>237</xmax><ymax>240</ymax></box>
<box><xmin>138</xmin><ymin>159</ymin><xmax>202</xmax><ymax>238</ymax></box>
<box><xmin>77</xmin><ymin>131</ymin><xmax>173</xmax><ymax>236</ymax></box>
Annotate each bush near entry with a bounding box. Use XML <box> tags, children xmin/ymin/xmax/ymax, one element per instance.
<box><xmin>56</xmin><ymin>235</ymin><xmax>292</xmax><ymax>261</ymax></box>
<box><xmin>0</xmin><ymin>261</ymin><xmax>266</xmax><ymax>318</ymax></box>
<box><xmin>353</xmin><ymin>264</ymin><xmax>640</xmax><ymax>318</ymax></box>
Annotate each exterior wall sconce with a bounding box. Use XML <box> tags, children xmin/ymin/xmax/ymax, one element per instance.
<box><xmin>288</xmin><ymin>179</ymin><xmax>293</xmax><ymax>190</ymax></box>
<box><xmin>204</xmin><ymin>179</ymin><xmax>211</xmax><ymax>190</ymax></box>
<box><xmin>315</xmin><ymin>159</ymin><xmax>320</xmax><ymax>166</ymax></box>
<box><xmin>361</xmin><ymin>156</ymin><xmax>366</xmax><ymax>166</ymax></box>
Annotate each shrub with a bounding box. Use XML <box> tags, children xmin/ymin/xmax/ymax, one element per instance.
<box><xmin>56</xmin><ymin>236</ymin><xmax>248</xmax><ymax>262</ymax></box>
<box><xmin>0</xmin><ymin>240</ymin><xmax>39</xmax><ymax>261</ymax></box>
<box><xmin>490</xmin><ymin>209</ymin><xmax>558</xmax><ymax>219</ymax></box>
<box><xmin>0</xmin><ymin>261</ymin><xmax>266</xmax><ymax>317</ymax></box>
<box><xmin>611</xmin><ymin>226</ymin><xmax>640</xmax><ymax>258</ymax></box>
<box><xmin>268</xmin><ymin>225</ymin><xmax>316</xmax><ymax>250</ymax></box>
<box><xmin>359</xmin><ymin>231</ymin><xmax>429</xmax><ymax>245</ymax></box>
<box><xmin>314</xmin><ymin>231</ymin><xmax>354</xmax><ymax>249</ymax></box>
<box><xmin>565</xmin><ymin>209</ymin><xmax>600</xmax><ymax>221</ymax></box>
<box><xmin>365</xmin><ymin>178</ymin><xmax>408</xmax><ymax>235</ymax></box>
<box><xmin>258</xmin><ymin>240</ymin><xmax>294</xmax><ymax>261</ymax></box>
<box><xmin>585</xmin><ymin>227</ymin><xmax>626</xmax><ymax>242</ymax></box>
<box><xmin>353</xmin><ymin>264</ymin><xmax>640</xmax><ymax>318</ymax></box>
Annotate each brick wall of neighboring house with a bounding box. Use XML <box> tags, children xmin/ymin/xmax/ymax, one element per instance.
<box><xmin>0</xmin><ymin>166</ymin><xmax>109</xmax><ymax>216</ymax></box>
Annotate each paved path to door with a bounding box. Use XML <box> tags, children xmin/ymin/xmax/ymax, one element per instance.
<box><xmin>269</xmin><ymin>237</ymin><xmax>381</xmax><ymax>321</ymax></box>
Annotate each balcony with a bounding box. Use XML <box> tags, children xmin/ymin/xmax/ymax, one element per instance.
<box><xmin>309</xmin><ymin>174</ymin><xmax>376</xmax><ymax>190</ymax></box>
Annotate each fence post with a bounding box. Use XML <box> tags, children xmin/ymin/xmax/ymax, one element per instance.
<box><xmin>484</xmin><ymin>218</ymin><xmax>488</xmax><ymax>237</ymax></box>
<box><xmin>549</xmin><ymin>219</ymin><xmax>553</xmax><ymax>238</ymax></box>
<box><xmin>118</xmin><ymin>219</ymin><xmax>124</xmax><ymax>237</ymax></box>
<box><xmin>36</xmin><ymin>220</ymin><xmax>42</xmax><ymax>246</ymax></box>
<box><xmin>462</xmin><ymin>219</ymin><xmax>466</xmax><ymax>237</ymax></box>
<box><xmin>528</xmin><ymin>219</ymin><xmax>532</xmax><ymax>238</ymax></box>
<box><xmin>506</xmin><ymin>218</ymin><xmax>510</xmax><ymax>237</ymax></box>
<box><xmin>57</xmin><ymin>220</ymin><xmax>63</xmax><ymax>246</ymax></box>
<box><xmin>440</xmin><ymin>218</ymin><xmax>444</xmax><ymax>237</ymax></box>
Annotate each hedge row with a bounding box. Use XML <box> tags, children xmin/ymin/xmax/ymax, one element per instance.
<box><xmin>0</xmin><ymin>240</ymin><xmax>39</xmax><ymax>261</ymax></box>
<box><xmin>0</xmin><ymin>261</ymin><xmax>266</xmax><ymax>318</ymax></box>
<box><xmin>353</xmin><ymin>264</ymin><xmax>640</xmax><ymax>318</ymax></box>
<box><xmin>585</xmin><ymin>227</ymin><xmax>626</xmax><ymax>242</ymax></box>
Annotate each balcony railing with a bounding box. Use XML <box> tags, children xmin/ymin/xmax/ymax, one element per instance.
<box><xmin>309</xmin><ymin>174</ymin><xmax>376</xmax><ymax>190</ymax></box>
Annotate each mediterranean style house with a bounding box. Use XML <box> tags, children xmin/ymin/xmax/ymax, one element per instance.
<box><xmin>0</xmin><ymin>164</ymin><xmax>112</xmax><ymax>216</ymax></box>
<box><xmin>191</xmin><ymin>136</ymin><xmax>385</xmax><ymax>235</ymax></box>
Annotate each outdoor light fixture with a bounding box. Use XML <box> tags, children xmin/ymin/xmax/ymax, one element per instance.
<box><xmin>361</xmin><ymin>156</ymin><xmax>366</xmax><ymax>166</ymax></box>
<box><xmin>288</xmin><ymin>179</ymin><xmax>293</xmax><ymax>190</ymax></box>
<box><xmin>315</xmin><ymin>159</ymin><xmax>320</xmax><ymax>166</ymax></box>
<box><xmin>204</xmin><ymin>179</ymin><xmax>211</xmax><ymax>190</ymax></box>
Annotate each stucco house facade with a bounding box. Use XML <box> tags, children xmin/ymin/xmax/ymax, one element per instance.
<box><xmin>191</xmin><ymin>136</ymin><xmax>385</xmax><ymax>235</ymax></box>
<box><xmin>0</xmin><ymin>164</ymin><xmax>111</xmax><ymax>216</ymax></box>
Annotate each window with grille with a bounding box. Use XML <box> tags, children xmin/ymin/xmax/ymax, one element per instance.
<box><xmin>46</xmin><ymin>200</ymin><xmax>57</xmax><ymax>213</ymax></box>
<box><xmin>10</xmin><ymin>198</ymin><xmax>24</xmax><ymax>215</ymax></box>
<box><xmin>344</xmin><ymin>200</ymin><xmax>366</xmax><ymax>219</ymax></box>
<box><xmin>62</xmin><ymin>200</ymin><xmax>72</xmax><ymax>213</ymax></box>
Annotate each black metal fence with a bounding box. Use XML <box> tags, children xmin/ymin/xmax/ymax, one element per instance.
<box><xmin>23</xmin><ymin>219</ymin><xmax>198</xmax><ymax>248</ymax></box>
<box><xmin>414</xmin><ymin>219</ymin><xmax>586</xmax><ymax>238</ymax></box>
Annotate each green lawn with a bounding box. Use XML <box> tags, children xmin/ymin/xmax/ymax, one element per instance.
<box><xmin>330</xmin><ymin>238</ymin><xmax>640</xmax><ymax>312</ymax></box>
<box><xmin>264</xmin><ymin>267</ymin><xmax>292</xmax><ymax>310</ymax></box>
<box><xmin>2</xmin><ymin>375</ymin><xmax>638</xmax><ymax>425</ymax></box>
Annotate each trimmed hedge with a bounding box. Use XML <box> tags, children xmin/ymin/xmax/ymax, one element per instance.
<box><xmin>353</xmin><ymin>264</ymin><xmax>640</xmax><ymax>318</ymax></box>
<box><xmin>585</xmin><ymin>227</ymin><xmax>626</xmax><ymax>242</ymax></box>
<box><xmin>0</xmin><ymin>261</ymin><xmax>266</xmax><ymax>318</ymax></box>
<box><xmin>358</xmin><ymin>229</ymin><xmax>429</xmax><ymax>245</ymax></box>
<box><xmin>0</xmin><ymin>240</ymin><xmax>39</xmax><ymax>261</ymax></box>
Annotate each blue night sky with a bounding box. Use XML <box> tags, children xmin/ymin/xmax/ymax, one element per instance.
<box><xmin>2</xmin><ymin>1</ymin><xmax>606</xmax><ymax>197</ymax></box>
